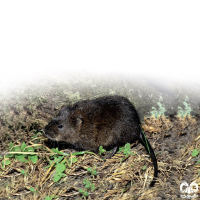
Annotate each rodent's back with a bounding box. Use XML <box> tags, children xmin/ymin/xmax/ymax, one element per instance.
<box><xmin>44</xmin><ymin>95</ymin><xmax>158</xmax><ymax>186</ymax></box>
<box><xmin>44</xmin><ymin>95</ymin><xmax>141</xmax><ymax>151</ymax></box>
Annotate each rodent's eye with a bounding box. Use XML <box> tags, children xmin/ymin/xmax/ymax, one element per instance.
<box><xmin>58</xmin><ymin>124</ymin><xmax>64</xmax><ymax>129</ymax></box>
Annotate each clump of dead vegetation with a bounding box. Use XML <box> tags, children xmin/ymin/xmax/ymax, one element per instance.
<box><xmin>0</xmin><ymin>137</ymin><xmax>156</xmax><ymax>199</ymax></box>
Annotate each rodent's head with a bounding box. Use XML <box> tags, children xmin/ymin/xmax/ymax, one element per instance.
<box><xmin>44</xmin><ymin>107</ymin><xmax>83</xmax><ymax>143</ymax></box>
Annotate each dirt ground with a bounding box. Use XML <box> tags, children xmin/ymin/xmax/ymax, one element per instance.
<box><xmin>0</xmin><ymin>79</ymin><xmax>200</xmax><ymax>200</ymax></box>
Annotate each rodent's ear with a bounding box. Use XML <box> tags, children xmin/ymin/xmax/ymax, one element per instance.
<box><xmin>58</xmin><ymin>106</ymin><xmax>68</xmax><ymax>116</ymax></box>
<box><xmin>77</xmin><ymin>116</ymin><xmax>84</xmax><ymax>125</ymax></box>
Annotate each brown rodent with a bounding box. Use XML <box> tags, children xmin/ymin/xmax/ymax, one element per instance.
<box><xmin>44</xmin><ymin>95</ymin><xmax>158</xmax><ymax>187</ymax></box>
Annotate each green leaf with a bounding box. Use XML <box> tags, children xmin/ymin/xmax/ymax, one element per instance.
<box><xmin>83</xmin><ymin>178</ymin><xmax>87</xmax><ymax>185</ymax></box>
<box><xmin>15</xmin><ymin>155</ymin><xmax>28</xmax><ymax>162</ymax></box>
<box><xmin>71</xmin><ymin>151</ymin><xmax>95</xmax><ymax>156</ymax></box>
<box><xmin>192</xmin><ymin>149</ymin><xmax>199</xmax><ymax>157</ymax></box>
<box><xmin>4</xmin><ymin>160</ymin><xmax>11</xmax><ymax>166</ymax></box>
<box><xmin>71</xmin><ymin>157</ymin><xmax>78</xmax><ymax>163</ymax></box>
<box><xmin>140</xmin><ymin>125</ymin><xmax>151</xmax><ymax>155</ymax></box>
<box><xmin>28</xmin><ymin>155</ymin><xmax>38</xmax><ymax>164</ymax></box>
<box><xmin>53</xmin><ymin>172</ymin><xmax>66</xmax><ymax>182</ymax></box>
<box><xmin>53</xmin><ymin>173</ymin><xmax>62</xmax><ymax>182</ymax></box>
<box><xmin>51</xmin><ymin>148</ymin><xmax>67</xmax><ymax>156</ymax></box>
<box><xmin>85</xmin><ymin>180</ymin><xmax>91</xmax><ymax>188</ymax></box>
<box><xmin>2</xmin><ymin>160</ymin><xmax>11</xmax><ymax>168</ymax></box>
<box><xmin>83</xmin><ymin>191</ymin><xmax>89</xmax><ymax>197</ymax></box>
<box><xmin>79</xmin><ymin>189</ymin><xmax>84</xmax><ymax>193</ymax></box>
<box><xmin>142</xmin><ymin>165</ymin><xmax>147</xmax><ymax>170</ymax></box>
<box><xmin>5</xmin><ymin>154</ymin><xmax>14</xmax><ymax>158</ymax></box>
<box><xmin>30</xmin><ymin>188</ymin><xmax>35</xmax><ymax>192</ymax></box>
<box><xmin>20</xmin><ymin>170</ymin><xmax>25</xmax><ymax>174</ymax></box>
<box><xmin>92</xmin><ymin>170</ymin><xmax>97</xmax><ymax>176</ymax></box>
<box><xmin>44</xmin><ymin>196</ymin><xmax>57</xmax><ymax>200</ymax></box>
<box><xmin>91</xmin><ymin>183</ymin><xmax>95</xmax><ymax>191</ymax></box>
<box><xmin>21</xmin><ymin>142</ymin><xmax>27</xmax><ymax>151</ymax></box>
<box><xmin>12</xmin><ymin>146</ymin><xmax>21</xmax><ymax>152</ymax></box>
<box><xmin>55</xmin><ymin>156</ymin><xmax>64</xmax><ymax>164</ymax></box>
<box><xmin>68</xmin><ymin>157</ymin><xmax>78</xmax><ymax>166</ymax></box>
<box><xmin>118</xmin><ymin>146</ymin><xmax>124</xmax><ymax>153</ymax></box>
<box><xmin>87</xmin><ymin>167</ymin><xmax>92</xmax><ymax>172</ymax></box>
<box><xmin>9</xmin><ymin>142</ymin><xmax>14</xmax><ymax>151</ymax></box>
<box><xmin>45</xmin><ymin>197</ymin><xmax>53</xmax><ymax>200</ymax></box>
<box><xmin>99</xmin><ymin>146</ymin><xmax>106</xmax><ymax>155</ymax></box>
<box><xmin>123</xmin><ymin>143</ymin><xmax>133</xmax><ymax>156</ymax></box>
<box><xmin>56</xmin><ymin>163</ymin><xmax>66</xmax><ymax>173</ymax></box>
<box><xmin>25</xmin><ymin>147</ymin><xmax>35</xmax><ymax>153</ymax></box>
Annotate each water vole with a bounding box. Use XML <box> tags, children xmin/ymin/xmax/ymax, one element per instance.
<box><xmin>44</xmin><ymin>95</ymin><xmax>158</xmax><ymax>186</ymax></box>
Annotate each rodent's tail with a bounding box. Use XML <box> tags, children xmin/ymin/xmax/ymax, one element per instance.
<box><xmin>139</xmin><ymin>130</ymin><xmax>158</xmax><ymax>187</ymax></box>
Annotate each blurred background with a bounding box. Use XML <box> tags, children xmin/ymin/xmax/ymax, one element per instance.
<box><xmin>0</xmin><ymin>50</ymin><xmax>200</xmax><ymax>119</ymax></box>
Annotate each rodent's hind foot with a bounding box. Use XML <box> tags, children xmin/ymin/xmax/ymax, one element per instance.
<box><xmin>104</xmin><ymin>146</ymin><xmax>118</xmax><ymax>159</ymax></box>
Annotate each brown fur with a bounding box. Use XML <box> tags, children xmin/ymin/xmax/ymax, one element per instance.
<box><xmin>44</xmin><ymin>95</ymin><xmax>158</xmax><ymax>186</ymax></box>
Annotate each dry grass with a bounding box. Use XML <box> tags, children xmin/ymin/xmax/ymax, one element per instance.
<box><xmin>1</xmin><ymin>114</ymin><xmax>200</xmax><ymax>200</ymax></box>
